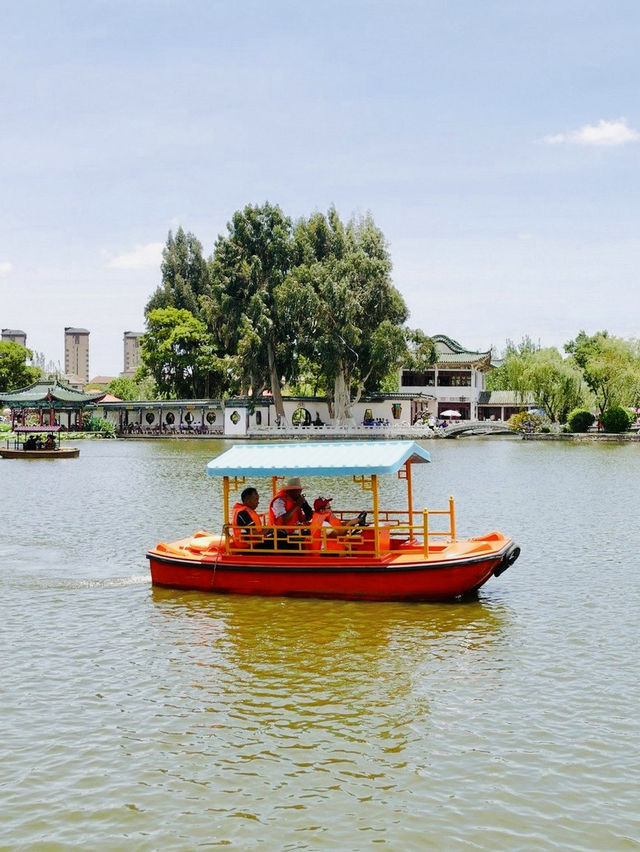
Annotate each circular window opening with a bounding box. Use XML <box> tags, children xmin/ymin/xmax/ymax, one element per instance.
<box><xmin>165</xmin><ymin>412</ymin><xmax>175</xmax><ymax>425</ymax></box>
<box><xmin>292</xmin><ymin>407</ymin><xmax>311</xmax><ymax>427</ymax></box>
<box><xmin>184</xmin><ymin>412</ymin><xmax>194</xmax><ymax>423</ymax></box>
<box><xmin>145</xmin><ymin>412</ymin><xmax>155</xmax><ymax>424</ymax></box>
<box><xmin>230</xmin><ymin>411</ymin><xmax>240</xmax><ymax>425</ymax></box>
<box><xmin>206</xmin><ymin>411</ymin><xmax>217</xmax><ymax>424</ymax></box>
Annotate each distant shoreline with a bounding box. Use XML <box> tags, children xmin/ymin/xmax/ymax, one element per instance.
<box><xmin>523</xmin><ymin>432</ymin><xmax>640</xmax><ymax>442</ymax></box>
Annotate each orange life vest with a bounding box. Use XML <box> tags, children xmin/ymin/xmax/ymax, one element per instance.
<box><xmin>268</xmin><ymin>490</ymin><xmax>308</xmax><ymax>527</ymax></box>
<box><xmin>309</xmin><ymin>510</ymin><xmax>343</xmax><ymax>551</ymax></box>
<box><xmin>231</xmin><ymin>501</ymin><xmax>263</xmax><ymax>547</ymax></box>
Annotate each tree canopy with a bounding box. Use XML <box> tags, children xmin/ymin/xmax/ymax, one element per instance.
<box><xmin>488</xmin><ymin>338</ymin><xmax>586</xmax><ymax>422</ymax></box>
<box><xmin>139</xmin><ymin>203</ymin><xmax>434</xmax><ymax>417</ymax></box>
<box><xmin>0</xmin><ymin>342</ymin><xmax>41</xmax><ymax>393</ymax></box>
<box><xmin>140</xmin><ymin>307</ymin><xmax>227</xmax><ymax>399</ymax></box>
<box><xmin>287</xmin><ymin>208</ymin><xmax>413</xmax><ymax>422</ymax></box>
<box><xmin>565</xmin><ymin>331</ymin><xmax>640</xmax><ymax>417</ymax></box>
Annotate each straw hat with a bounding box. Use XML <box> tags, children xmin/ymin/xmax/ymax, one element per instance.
<box><xmin>283</xmin><ymin>477</ymin><xmax>303</xmax><ymax>490</ymax></box>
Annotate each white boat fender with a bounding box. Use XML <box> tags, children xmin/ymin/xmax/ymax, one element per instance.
<box><xmin>494</xmin><ymin>543</ymin><xmax>521</xmax><ymax>577</ymax></box>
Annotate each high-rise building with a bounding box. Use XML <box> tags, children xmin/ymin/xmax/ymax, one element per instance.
<box><xmin>123</xmin><ymin>331</ymin><xmax>143</xmax><ymax>377</ymax></box>
<box><xmin>64</xmin><ymin>327</ymin><xmax>90</xmax><ymax>385</ymax></box>
<box><xmin>2</xmin><ymin>328</ymin><xmax>27</xmax><ymax>347</ymax></box>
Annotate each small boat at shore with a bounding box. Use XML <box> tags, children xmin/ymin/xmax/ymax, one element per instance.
<box><xmin>147</xmin><ymin>441</ymin><xmax>520</xmax><ymax>602</ymax></box>
<box><xmin>0</xmin><ymin>426</ymin><xmax>80</xmax><ymax>459</ymax></box>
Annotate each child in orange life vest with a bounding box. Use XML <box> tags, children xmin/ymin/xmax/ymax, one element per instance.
<box><xmin>310</xmin><ymin>497</ymin><xmax>367</xmax><ymax>551</ymax></box>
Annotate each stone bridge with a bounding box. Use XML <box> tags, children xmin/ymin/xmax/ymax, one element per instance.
<box><xmin>438</xmin><ymin>420</ymin><xmax>513</xmax><ymax>438</ymax></box>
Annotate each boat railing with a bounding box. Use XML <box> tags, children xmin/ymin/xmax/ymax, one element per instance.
<box><xmin>221</xmin><ymin>498</ymin><xmax>457</xmax><ymax>559</ymax></box>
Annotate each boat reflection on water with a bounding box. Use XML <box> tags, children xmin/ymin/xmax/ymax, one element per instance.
<box><xmin>149</xmin><ymin>586</ymin><xmax>511</xmax><ymax>682</ymax></box>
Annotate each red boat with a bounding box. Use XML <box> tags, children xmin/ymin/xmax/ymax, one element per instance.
<box><xmin>147</xmin><ymin>441</ymin><xmax>520</xmax><ymax>602</ymax></box>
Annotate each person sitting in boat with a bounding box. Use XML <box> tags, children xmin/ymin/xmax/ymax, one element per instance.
<box><xmin>310</xmin><ymin>497</ymin><xmax>367</xmax><ymax>551</ymax></box>
<box><xmin>44</xmin><ymin>434</ymin><xmax>56</xmax><ymax>450</ymax></box>
<box><xmin>268</xmin><ymin>477</ymin><xmax>313</xmax><ymax>549</ymax></box>
<box><xmin>23</xmin><ymin>435</ymin><xmax>38</xmax><ymax>450</ymax></box>
<box><xmin>230</xmin><ymin>487</ymin><xmax>272</xmax><ymax>550</ymax></box>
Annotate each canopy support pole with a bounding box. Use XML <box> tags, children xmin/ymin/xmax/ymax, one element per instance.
<box><xmin>222</xmin><ymin>477</ymin><xmax>230</xmax><ymax>527</ymax></box>
<box><xmin>371</xmin><ymin>474</ymin><xmax>380</xmax><ymax>557</ymax></box>
<box><xmin>406</xmin><ymin>461</ymin><xmax>413</xmax><ymax>540</ymax></box>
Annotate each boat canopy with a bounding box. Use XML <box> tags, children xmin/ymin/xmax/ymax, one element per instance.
<box><xmin>15</xmin><ymin>425</ymin><xmax>63</xmax><ymax>433</ymax></box>
<box><xmin>206</xmin><ymin>440</ymin><xmax>431</xmax><ymax>478</ymax></box>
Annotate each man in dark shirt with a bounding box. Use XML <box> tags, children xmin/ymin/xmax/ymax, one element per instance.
<box><xmin>232</xmin><ymin>488</ymin><xmax>273</xmax><ymax>549</ymax></box>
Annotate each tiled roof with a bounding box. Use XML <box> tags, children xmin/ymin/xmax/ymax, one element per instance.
<box><xmin>478</xmin><ymin>390</ymin><xmax>535</xmax><ymax>404</ymax></box>
<box><xmin>0</xmin><ymin>379</ymin><xmax>106</xmax><ymax>405</ymax></box>
<box><xmin>431</xmin><ymin>334</ymin><xmax>492</xmax><ymax>367</ymax></box>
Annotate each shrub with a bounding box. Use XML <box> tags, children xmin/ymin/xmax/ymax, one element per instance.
<box><xmin>82</xmin><ymin>416</ymin><xmax>116</xmax><ymax>436</ymax></box>
<box><xmin>567</xmin><ymin>408</ymin><xmax>595</xmax><ymax>433</ymax></box>
<box><xmin>601</xmin><ymin>406</ymin><xmax>632</xmax><ymax>433</ymax></box>
<box><xmin>507</xmin><ymin>410</ymin><xmax>550</xmax><ymax>433</ymax></box>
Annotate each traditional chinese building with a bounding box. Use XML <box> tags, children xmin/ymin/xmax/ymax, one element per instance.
<box><xmin>0</xmin><ymin>379</ymin><xmax>106</xmax><ymax>430</ymax></box>
<box><xmin>400</xmin><ymin>334</ymin><xmax>529</xmax><ymax>421</ymax></box>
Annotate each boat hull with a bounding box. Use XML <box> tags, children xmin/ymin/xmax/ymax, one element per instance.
<box><xmin>147</xmin><ymin>536</ymin><xmax>519</xmax><ymax>602</ymax></box>
<box><xmin>0</xmin><ymin>447</ymin><xmax>80</xmax><ymax>459</ymax></box>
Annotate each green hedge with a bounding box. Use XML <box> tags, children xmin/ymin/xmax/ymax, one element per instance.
<box><xmin>567</xmin><ymin>408</ymin><xmax>595</xmax><ymax>433</ymax></box>
<box><xmin>601</xmin><ymin>406</ymin><xmax>632</xmax><ymax>433</ymax></box>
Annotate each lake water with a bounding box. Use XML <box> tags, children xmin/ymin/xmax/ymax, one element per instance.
<box><xmin>2</xmin><ymin>437</ymin><xmax>639</xmax><ymax>851</ymax></box>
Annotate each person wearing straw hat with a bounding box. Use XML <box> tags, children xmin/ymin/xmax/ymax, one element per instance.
<box><xmin>268</xmin><ymin>477</ymin><xmax>313</xmax><ymax>528</ymax></box>
<box><xmin>267</xmin><ymin>477</ymin><xmax>313</xmax><ymax>551</ymax></box>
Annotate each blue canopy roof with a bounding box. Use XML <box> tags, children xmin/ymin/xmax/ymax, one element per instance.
<box><xmin>206</xmin><ymin>441</ymin><xmax>431</xmax><ymax>478</ymax></box>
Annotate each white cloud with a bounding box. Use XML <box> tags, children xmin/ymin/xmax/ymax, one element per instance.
<box><xmin>0</xmin><ymin>261</ymin><xmax>13</xmax><ymax>276</ymax></box>
<box><xmin>106</xmin><ymin>243</ymin><xmax>164</xmax><ymax>270</ymax></box>
<box><xmin>543</xmin><ymin>118</ymin><xmax>640</xmax><ymax>147</ymax></box>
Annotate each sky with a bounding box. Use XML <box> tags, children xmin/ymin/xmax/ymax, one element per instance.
<box><xmin>1</xmin><ymin>0</ymin><xmax>639</xmax><ymax>377</ymax></box>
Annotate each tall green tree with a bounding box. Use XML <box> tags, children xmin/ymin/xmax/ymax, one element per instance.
<box><xmin>107</xmin><ymin>377</ymin><xmax>142</xmax><ymax>401</ymax></box>
<box><xmin>289</xmin><ymin>208</ymin><xmax>414</xmax><ymax>422</ymax></box>
<box><xmin>520</xmin><ymin>348</ymin><xmax>585</xmax><ymax>422</ymax></box>
<box><xmin>139</xmin><ymin>307</ymin><xmax>226</xmax><ymax>399</ymax></box>
<box><xmin>146</xmin><ymin>227</ymin><xmax>212</xmax><ymax>318</ymax></box>
<box><xmin>209</xmin><ymin>203</ymin><xmax>296</xmax><ymax>420</ymax></box>
<box><xmin>487</xmin><ymin>339</ymin><xmax>585</xmax><ymax>422</ymax></box>
<box><xmin>487</xmin><ymin>336</ymin><xmax>539</xmax><ymax>391</ymax></box>
<box><xmin>0</xmin><ymin>342</ymin><xmax>41</xmax><ymax>392</ymax></box>
<box><xmin>565</xmin><ymin>331</ymin><xmax>640</xmax><ymax>416</ymax></box>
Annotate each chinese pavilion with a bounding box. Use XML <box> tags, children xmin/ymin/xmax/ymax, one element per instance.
<box><xmin>0</xmin><ymin>379</ymin><xmax>106</xmax><ymax>430</ymax></box>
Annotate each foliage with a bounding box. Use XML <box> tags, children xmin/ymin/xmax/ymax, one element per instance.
<box><xmin>288</xmin><ymin>208</ymin><xmax>415</xmax><ymax>422</ymax></box>
<box><xmin>565</xmin><ymin>331</ymin><xmax>640</xmax><ymax>417</ymax></box>
<box><xmin>507</xmin><ymin>410</ymin><xmax>550</xmax><ymax>433</ymax></box>
<box><xmin>487</xmin><ymin>342</ymin><xmax>585</xmax><ymax>423</ymax></box>
<box><xmin>139</xmin><ymin>307</ymin><xmax>227</xmax><ymax>399</ymax></box>
<box><xmin>132</xmin><ymin>372</ymin><xmax>158</xmax><ymax>399</ymax></box>
<box><xmin>487</xmin><ymin>336</ymin><xmax>540</xmax><ymax>391</ymax></box>
<box><xmin>141</xmin><ymin>204</ymin><xmax>433</xmax><ymax>413</ymax></box>
<box><xmin>600</xmin><ymin>406</ymin><xmax>632</xmax><ymax>433</ymax></box>
<box><xmin>208</xmin><ymin>203</ymin><xmax>296</xmax><ymax>417</ymax></box>
<box><xmin>0</xmin><ymin>341</ymin><xmax>41</xmax><ymax>392</ymax></box>
<box><xmin>107</xmin><ymin>377</ymin><xmax>143</xmax><ymax>401</ymax></box>
<box><xmin>146</xmin><ymin>228</ymin><xmax>212</xmax><ymax>318</ymax></box>
<box><xmin>566</xmin><ymin>408</ymin><xmax>595</xmax><ymax>433</ymax></box>
<box><xmin>83</xmin><ymin>416</ymin><xmax>116</xmax><ymax>436</ymax></box>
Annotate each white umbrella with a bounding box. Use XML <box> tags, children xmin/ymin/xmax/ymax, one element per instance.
<box><xmin>440</xmin><ymin>409</ymin><xmax>461</xmax><ymax>418</ymax></box>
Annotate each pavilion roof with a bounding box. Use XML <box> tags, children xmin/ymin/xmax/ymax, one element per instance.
<box><xmin>0</xmin><ymin>379</ymin><xmax>106</xmax><ymax>406</ymax></box>
<box><xmin>432</xmin><ymin>334</ymin><xmax>493</xmax><ymax>368</ymax></box>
